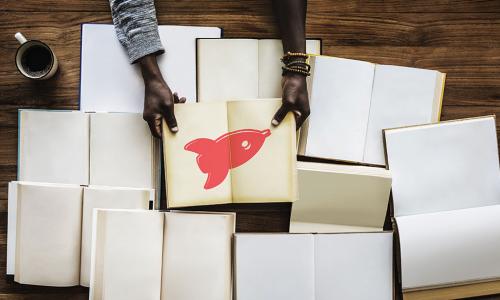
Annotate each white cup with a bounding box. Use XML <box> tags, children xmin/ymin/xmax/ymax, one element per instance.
<box><xmin>15</xmin><ymin>32</ymin><xmax>59</xmax><ymax>80</ymax></box>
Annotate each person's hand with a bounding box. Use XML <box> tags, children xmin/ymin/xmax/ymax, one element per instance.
<box><xmin>138</xmin><ymin>54</ymin><xmax>186</xmax><ymax>138</ymax></box>
<box><xmin>143</xmin><ymin>79</ymin><xmax>186</xmax><ymax>137</ymax></box>
<box><xmin>272</xmin><ymin>72</ymin><xmax>310</xmax><ymax>129</ymax></box>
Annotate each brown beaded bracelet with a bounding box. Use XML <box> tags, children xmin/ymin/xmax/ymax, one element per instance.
<box><xmin>282</xmin><ymin>66</ymin><xmax>311</xmax><ymax>76</ymax></box>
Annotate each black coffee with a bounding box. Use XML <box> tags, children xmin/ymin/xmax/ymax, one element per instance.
<box><xmin>21</xmin><ymin>45</ymin><xmax>52</xmax><ymax>77</ymax></box>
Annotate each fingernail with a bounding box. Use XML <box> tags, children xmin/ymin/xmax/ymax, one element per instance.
<box><xmin>171</xmin><ymin>126</ymin><xmax>178</xmax><ymax>132</ymax></box>
<box><xmin>271</xmin><ymin>119</ymin><xmax>279</xmax><ymax>126</ymax></box>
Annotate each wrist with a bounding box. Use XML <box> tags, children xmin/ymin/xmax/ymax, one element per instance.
<box><xmin>138</xmin><ymin>54</ymin><xmax>165</xmax><ymax>84</ymax></box>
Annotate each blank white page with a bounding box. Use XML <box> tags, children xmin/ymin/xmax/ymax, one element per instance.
<box><xmin>18</xmin><ymin>110</ymin><xmax>89</xmax><ymax>185</ymax></box>
<box><xmin>385</xmin><ymin>117</ymin><xmax>500</xmax><ymax>216</ymax></box>
<box><xmin>314</xmin><ymin>233</ymin><xmax>393</xmax><ymax>300</ymax></box>
<box><xmin>80</xmin><ymin>24</ymin><xmax>221</xmax><ymax>112</ymax></box>
<box><xmin>397</xmin><ymin>205</ymin><xmax>500</xmax><ymax>290</ymax></box>
<box><xmin>89</xmin><ymin>113</ymin><xmax>154</xmax><ymax>188</ymax></box>
<box><xmin>290</xmin><ymin>162</ymin><xmax>391</xmax><ymax>233</ymax></box>
<box><xmin>90</xmin><ymin>210</ymin><xmax>164</xmax><ymax>300</ymax></box>
<box><xmin>234</xmin><ymin>234</ymin><xmax>315</xmax><ymax>300</ymax></box>
<box><xmin>305</xmin><ymin>56</ymin><xmax>375</xmax><ymax>162</ymax></box>
<box><xmin>15</xmin><ymin>183</ymin><xmax>82</xmax><ymax>286</ymax></box>
<box><xmin>80</xmin><ymin>186</ymin><xmax>150</xmax><ymax>287</ymax></box>
<box><xmin>197</xmin><ymin>39</ymin><xmax>259</xmax><ymax>102</ymax></box>
<box><xmin>363</xmin><ymin>65</ymin><xmax>442</xmax><ymax>165</ymax></box>
<box><xmin>161</xmin><ymin>212</ymin><xmax>235</xmax><ymax>300</ymax></box>
<box><xmin>258</xmin><ymin>39</ymin><xmax>321</xmax><ymax>98</ymax></box>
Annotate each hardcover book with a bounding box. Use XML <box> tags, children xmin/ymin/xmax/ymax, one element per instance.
<box><xmin>196</xmin><ymin>38</ymin><xmax>321</xmax><ymax>102</ymax></box>
<box><xmin>234</xmin><ymin>232</ymin><xmax>393</xmax><ymax>300</ymax></box>
<box><xmin>290</xmin><ymin>161</ymin><xmax>391</xmax><ymax>233</ymax></box>
<box><xmin>90</xmin><ymin>210</ymin><xmax>235</xmax><ymax>300</ymax></box>
<box><xmin>384</xmin><ymin>116</ymin><xmax>500</xmax><ymax>299</ymax></box>
<box><xmin>298</xmin><ymin>55</ymin><xmax>446</xmax><ymax>166</ymax></box>
<box><xmin>8</xmin><ymin>182</ymin><xmax>150</xmax><ymax>286</ymax></box>
<box><xmin>162</xmin><ymin>99</ymin><xmax>297</xmax><ymax>207</ymax></box>
<box><xmin>80</xmin><ymin>24</ymin><xmax>222</xmax><ymax>112</ymax></box>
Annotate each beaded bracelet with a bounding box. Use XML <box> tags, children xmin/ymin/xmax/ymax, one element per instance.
<box><xmin>281</xmin><ymin>52</ymin><xmax>309</xmax><ymax>63</ymax></box>
<box><xmin>282</xmin><ymin>66</ymin><xmax>311</xmax><ymax>76</ymax></box>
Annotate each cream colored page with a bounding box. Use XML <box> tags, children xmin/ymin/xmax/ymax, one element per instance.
<box><xmin>6</xmin><ymin>181</ymin><xmax>17</xmax><ymax>275</ymax></box>
<box><xmin>227</xmin><ymin>99</ymin><xmax>296</xmax><ymax>203</ymax></box>
<box><xmin>397</xmin><ymin>205</ymin><xmax>500</xmax><ymax>290</ymax></box>
<box><xmin>235</xmin><ymin>234</ymin><xmax>315</xmax><ymax>300</ymax></box>
<box><xmin>90</xmin><ymin>113</ymin><xmax>154</xmax><ymax>188</ymax></box>
<box><xmin>290</xmin><ymin>163</ymin><xmax>391</xmax><ymax>232</ymax></box>
<box><xmin>15</xmin><ymin>183</ymin><xmax>82</xmax><ymax>286</ymax></box>
<box><xmin>80</xmin><ymin>186</ymin><xmax>150</xmax><ymax>287</ymax></box>
<box><xmin>90</xmin><ymin>210</ymin><xmax>164</xmax><ymax>300</ymax></box>
<box><xmin>161</xmin><ymin>213</ymin><xmax>234</xmax><ymax>300</ymax></box>
<box><xmin>363</xmin><ymin>65</ymin><xmax>441</xmax><ymax>165</ymax></box>
<box><xmin>258</xmin><ymin>39</ymin><xmax>321</xmax><ymax>98</ymax></box>
<box><xmin>385</xmin><ymin>117</ymin><xmax>500</xmax><ymax>217</ymax></box>
<box><xmin>162</xmin><ymin>102</ymin><xmax>232</xmax><ymax>207</ymax></box>
<box><xmin>290</xmin><ymin>222</ymin><xmax>381</xmax><ymax>233</ymax></box>
<box><xmin>18</xmin><ymin>110</ymin><xmax>89</xmax><ymax>185</ymax></box>
<box><xmin>306</xmin><ymin>56</ymin><xmax>375</xmax><ymax>162</ymax></box>
<box><xmin>314</xmin><ymin>233</ymin><xmax>393</xmax><ymax>300</ymax></box>
<box><xmin>197</xmin><ymin>39</ymin><xmax>259</xmax><ymax>102</ymax></box>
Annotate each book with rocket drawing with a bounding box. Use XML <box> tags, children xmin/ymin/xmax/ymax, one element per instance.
<box><xmin>162</xmin><ymin>99</ymin><xmax>297</xmax><ymax>207</ymax></box>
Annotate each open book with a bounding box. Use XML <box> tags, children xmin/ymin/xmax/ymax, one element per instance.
<box><xmin>234</xmin><ymin>232</ymin><xmax>393</xmax><ymax>300</ymax></box>
<box><xmin>162</xmin><ymin>99</ymin><xmax>297</xmax><ymax>207</ymax></box>
<box><xmin>80</xmin><ymin>24</ymin><xmax>221</xmax><ymax>112</ymax></box>
<box><xmin>196</xmin><ymin>38</ymin><xmax>321</xmax><ymax>102</ymax></box>
<box><xmin>8</xmin><ymin>182</ymin><xmax>150</xmax><ymax>286</ymax></box>
<box><xmin>18</xmin><ymin>110</ymin><xmax>160</xmax><ymax>196</ymax></box>
<box><xmin>384</xmin><ymin>116</ymin><xmax>500</xmax><ymax>299</ymax></box>
<box><xmin>290</xmin><ymin>161</ymin><xmax>391</xmax><ymax>233</ymax></box>
<box><xmin>90</xmin><ymin>210</ymin><xmax>235</xmax><ymax>300</ymax></box>
<box><xmin>299</xmin><ymin>55</ymin><xmax>446</xmax><ymax>166</ymax></box>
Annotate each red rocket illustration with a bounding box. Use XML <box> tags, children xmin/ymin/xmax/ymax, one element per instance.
<box><xmin>184</xmin><ymin>129</ymin><xmax>271</xmax><ymax>189</ymax></box>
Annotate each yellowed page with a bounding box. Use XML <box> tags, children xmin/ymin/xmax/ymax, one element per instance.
<box><xmin>162</xmin><ymin>102</ymin><xmax>232</xmax><ymax>207</ymax></box>
<box><xmin>80</xmin><ymin>186</ymin><xmax>150</xmax><ymax>287</ymax></box>
<box><xmin>197</xmin><ymin>39</ymin><xmax>259</xmax><ymax>102</ymax></box>
<box><xmin>227</xmin><ymin>99</ymin><xmax>297</xmax><ymax>203</ymax></box>
<box><xmin>89</xmin><ymin>209</ymin><xmax>164</xmax><ymax>300</ymax></box>
<box><xmin>15</xmin><ymin>183</ymin><xmax>82</xmax><ymax>286</ymax></box>
<box><xmin>161</xmin><ymin>212</ymin><xmax>235</xmax><ymax>300</ymax></box>
<box><xmin>290</xmin><ymin>162</ymin><xmax>392</xmax><ymax>233</ymax></box>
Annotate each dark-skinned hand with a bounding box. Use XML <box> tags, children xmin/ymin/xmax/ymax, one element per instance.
<box><xmin>139</xmin><ymin>54</ymin><xmax>186</xmax><ymax>138</ymax></box>
<box><xmin>272</xmin><ymin>72</ymin><xmax>310</xmax><ymax>129</ymax></box>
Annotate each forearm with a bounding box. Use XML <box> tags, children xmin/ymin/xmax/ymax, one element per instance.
<box><xmin>138</xmin><ymin>54</ymin><xmax>164</xmax><ymax>84</ymax></box>
<box><xmin>271</xmin><ymin>0</ymin><xmax>307</xmax><ymax>53</ymax></box>
<box><xmin>109</xmin><ymin>0</ymin><xmax>164</xmax><ymax>63</ymax></box>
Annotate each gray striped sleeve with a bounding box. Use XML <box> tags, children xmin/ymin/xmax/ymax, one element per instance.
<box><xmin>109</xmin><ymin>0</ymin><xmax>165</xmax><ymax>63</ymax></box>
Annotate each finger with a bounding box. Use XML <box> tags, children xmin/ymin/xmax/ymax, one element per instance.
<box><xmin>162</xmin><ymin>104</ymin><xmax>178</xmax><ymax>133</ymax></box>
<box><xmin>173</xmin><ymin>92</ymin><xmax>180</xmax><ymax>104</ymax></box>
<box><xmin>145</xmin><ymin>115</ymin><xmax>162</xmax><ymax>138</ymax></box>
<box><xmin>179</xmin><ymin>97</ymin><xmax>187</xmax><ymax>103</ymax></box>
<box><xmin>272</xmin><ymin>103</ymin><xmax>292</xmax><ymax>126</ymax></box>
<box><xmin>295</xmin><ymin>107</ymin><xmax>310</xmax><ymax>129</ymax></box>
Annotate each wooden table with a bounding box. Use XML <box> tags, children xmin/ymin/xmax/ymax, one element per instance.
<box><xmin>1</xmin><ymin>0</ymin><xmax>499</xmax><ymax>299</ymax></box>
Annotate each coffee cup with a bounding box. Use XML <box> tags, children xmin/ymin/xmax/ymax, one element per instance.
<box><xmin>15</xmin><ymin>32</ymin><xmax>58</xmax><ymax>80</ymax></box>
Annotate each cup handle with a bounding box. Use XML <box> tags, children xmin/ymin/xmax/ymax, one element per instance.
<box><xmin>15</xmin><ymin>32</ymin><xmax>28</xmax><ymax>44</ymax></box>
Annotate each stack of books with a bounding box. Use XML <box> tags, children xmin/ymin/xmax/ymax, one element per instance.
<box><xmin>6</xmin><ymin>23</ymin><xmax>499</xmax><ymax>300</ymax></box>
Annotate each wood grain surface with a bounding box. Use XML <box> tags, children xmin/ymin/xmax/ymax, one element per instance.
<box><xmin>0</xmin><ymin>0</ymin><xmax>499</xmax><ymax>299</ymax></box>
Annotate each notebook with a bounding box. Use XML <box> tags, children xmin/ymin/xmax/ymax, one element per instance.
<box><xmin>9</xmin><ymin>182</ymin><xmax>150</xmax><ymax>286</ymax></box>
<box><xmin>18</xmin><ymin>110</ymin><xmax>160</xmax><ymax>195</ymax></box>
<box><xmin>196</xmin><ymin>38</ymin><xmax>321</xmax><ymax>102</ymax></box>
<box><xmin>298</xmin><ymin>55</ymin><xmax>446</xmax><ymax>166</ymax></box>
<box><xmin>290</xmin><ymin>161</ymin><xmax>392</xmax><ymax>233</ymax></box>
<box><xmin>80</xmin><ymin>23</ymin><xmax>222</xmax><ymax>112</ymax></box>
<box><xmin>234</xmin><ymin>232</ymin><xmax>393</xmax><ymax>300</ymax></box>
<box><xmin>162</xmin><ymin>99</ymin><xmax>297</xmax><ymax>207</ymax></box>
<box><xmin>89</xmin><ymin>209</ymin><xmax>235</xmax><ymax>300</ymax></box>
<box><xmin>384</xmin><ymin>116</ymin><xmax>500</xmax><ymax>298</ymax></box>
